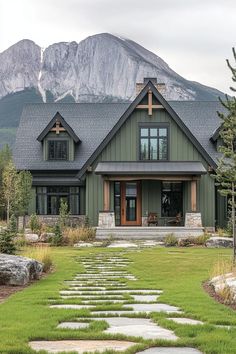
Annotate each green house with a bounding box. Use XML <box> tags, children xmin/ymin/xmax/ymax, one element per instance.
<box><xmin>14</xmin><ymin>79</ymin><xmax>227</xmax><ymax>235</ymax></box>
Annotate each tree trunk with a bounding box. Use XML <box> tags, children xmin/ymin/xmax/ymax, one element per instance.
<box><xmin>7</xmin><ymin>198</ymin><xmax>10</xmax><ymax>225</ymax></box>
<box><xmin>232</xmin><ymin>183</ymin><xmax>236</xmax><ymax>264</ymax></box>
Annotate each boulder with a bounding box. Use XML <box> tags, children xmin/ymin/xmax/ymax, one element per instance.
<box><xmin>210</xmin><ymin>273</ymin><xmax>236</xmax><ymax>301</ymax></box>
<box><xmin>40</xmin><ymin>232</ymin><xmax>55</xmax><ymax>242</ymax></box>
<box><xmin>205</xmin><ymin>237</ymin><xmax>233</xmax><ymax>248</ymax></box>
<box><xmin>74</xmin><ymin>242</ymin><xmax>93</xmax><ymax>248</ymax></box>
<box><xmin>0</xmin><ymin>254</ymin><xmax>43</xmax><ymax>285</ymax></box>
<box><xmin>25</xmin><ymin>233</ymin><xmax>39</xmax><ymax>243</ymax></box>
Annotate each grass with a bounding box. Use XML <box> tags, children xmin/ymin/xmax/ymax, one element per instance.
<box><xmin>0</xmin><ymin>247</ymin><xmax>235</xmax><ymax>353</ymax></box>
<box><xmin>22</xmin><ymin>246</ymin><xmax>53</xmax><ymax>272</ymax></box>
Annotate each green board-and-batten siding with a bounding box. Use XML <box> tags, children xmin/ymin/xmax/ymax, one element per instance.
<box><xmin>86</xmin><ymin>108</ymin><xmax>216</xmax><ymax>227</ymax></box>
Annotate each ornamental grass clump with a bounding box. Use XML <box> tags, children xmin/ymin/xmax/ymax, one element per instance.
<box><xmin>23</xmin><ymin>245</ymin><xmax>52</xmax><ymax>272</ymax></box>
<box><xmin>210</xmin><ymin>258</ymin><xmax>235</xmax><ymax>278</ymax></box>
<box><xmin>164</xmin><ymin>233</ymin><xmax>178</xmax><ymax>247</ymax></box>
<box><xmin>193</xmin><ymin>234</ymin><xmax>210</xmax><ymax>245</ymax></box>
<box><xmin>63</xmin><ymin>226</ymin><xmax>96</xmax><ymax>245</ymax></box>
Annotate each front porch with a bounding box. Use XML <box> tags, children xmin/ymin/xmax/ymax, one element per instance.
<box><xmin>95</xmin><ymin>161</ymin><xmax>207</xmax><ymax>238</ymax></box>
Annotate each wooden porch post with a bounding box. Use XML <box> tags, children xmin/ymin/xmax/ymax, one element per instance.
<box><xmin>103</xmin><ymin>179</ymin><xmax>110</xmax><ymax>211</ymax></box>
<box><xmin>191</xmin><ymin>180</ymin><xmax>197</xmax><ymax>212</ymax></box>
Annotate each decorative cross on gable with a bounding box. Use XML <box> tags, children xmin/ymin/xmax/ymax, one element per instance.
<box><xmin>50</xmin><ymin>119</ymin><xmax>66</xmax><ymax>134</ymax></box>
<box><xmin>136</xmin><ymin>89</ymin><xmax>164</xmax><ymax>116</ymax></box>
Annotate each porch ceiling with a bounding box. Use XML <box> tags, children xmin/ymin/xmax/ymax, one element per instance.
<box><xmin>95</xmin><ymin>161</ymin><xmax>207</xmax><ymax>176</ymax></box>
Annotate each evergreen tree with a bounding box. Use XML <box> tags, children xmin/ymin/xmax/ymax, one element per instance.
<box><xmin>215</xmin><ymin>48</ymin><xmax>236</xmax><ymax>262</ymax></box>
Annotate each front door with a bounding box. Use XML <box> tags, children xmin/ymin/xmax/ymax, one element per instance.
<box><xmin>121</xmin><ymin>181</ymin><xmax>142</xmax><ymax>226</ymax></box>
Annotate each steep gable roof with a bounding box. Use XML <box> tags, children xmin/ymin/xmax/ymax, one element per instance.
<box><xmin>77</xmin><ymin>81</ymin><xmax>218</xmax><ymax>178</ymax></box>
<box><xmin>37</xmin><ymin>111</ymin><xmax>80</xmax><ymax>143</ymax></box>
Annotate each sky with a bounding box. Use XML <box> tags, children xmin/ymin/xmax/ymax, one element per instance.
<box><xmin>0</xmin><ymin>0</ymin><xmax>235</xmax><ymax>94</ymax></box>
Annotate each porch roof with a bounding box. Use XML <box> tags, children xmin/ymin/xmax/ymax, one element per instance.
<box><xmin>95</xmin><ymin>161</ymin><xmax>207</xmax><ymax>176</ymax></box>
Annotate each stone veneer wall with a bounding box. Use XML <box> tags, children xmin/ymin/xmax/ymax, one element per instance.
<box><xmin>185</xmin><ymin>212</ymin><xmax>202</xmax><ymax>227</ymax></box>
<box><xmin>98</xmin><ymin>212</ymin><xmax>115</xmax><ymax>228</ymax></box>
<box><xmin>18</xmin><ymin>215</ymin><xmax>86</xmax><ymax>229</ymax></box>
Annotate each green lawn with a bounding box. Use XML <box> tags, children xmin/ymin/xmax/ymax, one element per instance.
<box><xmin>0</xmin><ymin>247</ymin><xmax>235</xmax><ymax>354</ymax></box>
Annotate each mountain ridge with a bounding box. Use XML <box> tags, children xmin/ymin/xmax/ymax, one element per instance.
<box><xmin>0</xmin><ymin>33</ymin><xmax>225</xmax><ymax>148</ymax></box>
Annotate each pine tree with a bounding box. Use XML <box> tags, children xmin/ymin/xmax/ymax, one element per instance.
<box><xmin>215</xmin><ymin>48</ymin><xmax>236</xmax><ymax>262</ymax></box>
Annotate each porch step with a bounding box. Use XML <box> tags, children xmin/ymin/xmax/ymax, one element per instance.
<box><xmin>96</xmin><ymin>226</ymin><xmax>204</xmax><ymax>240</ymax></box>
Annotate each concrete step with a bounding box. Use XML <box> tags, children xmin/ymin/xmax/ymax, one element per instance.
<box><xmin>96</xmin><ymin>227</ymin><xmax>204</xmax><ymax>239</ymax></box>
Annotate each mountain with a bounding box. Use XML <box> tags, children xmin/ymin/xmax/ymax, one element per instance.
<box><xmin>0</xmin><ymin>33</ymin><xmax>225</xmax><ymax>147</ymax></box>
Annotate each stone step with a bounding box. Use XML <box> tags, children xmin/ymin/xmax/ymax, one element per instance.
<box><xmin>96</xmin><ymin>227</ymin><xmax>204</xmax><ymax>239</ymax></box>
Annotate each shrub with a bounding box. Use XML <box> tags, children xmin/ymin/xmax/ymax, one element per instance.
<box><xmin>51</xmin><ymin>224</ymin><xmax>63</xmax><ymax>246</ymax></box>
<box><xmin>23</xmin><ymin>245</ymin><xmax>52</xmax><ymax>272</ymax></box>
<box><xmin>9</xmin><ymin>214</ymin><xmax>17</xmax><ymax>234</ymax></box>
<box><xmin>178</xmin><ymin>237</ymin><xmax>194</xmax><ymax>247</ymax></box>
<box><xmin>29</xmin><ymin>213</ymin><xmax>41</xmax><ymax>233</ymax></box>
<box><xmin>14</xmin><ymin>234</ymin><xmax>26</xmax><ymax>248</ymax></box>
<box><xmin>211</xmin><ymin>258</ymin><xmax>235</xmax><ymax>278</ymax></box>
<box><xmin>59</xmin><ymin>199</ymin><xmax>70</xmax><ymax>228</ymax></box>
<box><xmin>164</xmin><ymin>233</ymin><xmax>178</xmax><ymax>247</ymax></box>
<box><xmin>193</xmin><ymin>234</ymin><xmax>210</xmax><ymax>245</ymax></box>
<box><xmin>0</xmin><ymin>229</ymin><xmax>16</xmax><ymax>254</ymax></box>
<box><xmin>63</xmin><ymin>226</ymin><xmax>96</xmax><ymax>245</ymax></box>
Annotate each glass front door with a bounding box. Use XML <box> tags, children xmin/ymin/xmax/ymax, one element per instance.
<box><xmin>120</xmin><ymin>181</ymin><xmax>141</xmax><ymax>226</ymax></box>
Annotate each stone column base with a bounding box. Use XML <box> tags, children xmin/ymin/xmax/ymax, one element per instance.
<box><xmin>185</xmin><ymin>212</ymin><xmax>202</xmax><ymax>227</ymax></box>
<box><xmin>98</xmin><ymin>211</ymin><xmax>115</xmax><ymax>228</ymax></box>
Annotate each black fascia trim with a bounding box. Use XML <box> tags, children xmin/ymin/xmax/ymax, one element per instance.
<box><xmin>37</xmin><ymin>112</ymin><xmax>80</xmax><ymax>143</ymax></box>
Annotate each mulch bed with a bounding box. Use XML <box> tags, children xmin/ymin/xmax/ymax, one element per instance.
<box><xmin>0</xmin><ymin>284</ymin><xmax>27</xmax><ymax>303</ymax></box>
<box><xmin>203</xmin><ymin>281</ymin><xmax>236</xmax><ymax>311</ymax></box>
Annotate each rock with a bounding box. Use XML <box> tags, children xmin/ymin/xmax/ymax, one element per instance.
<box><xmin>74</xmin><ymin>242</ymin><xmax>93</xmax><ymax>248</ymax></box>
<box><xmin>205</xmin><ymin>237</ymin><xmax>233</xmax><ymax>248</ymax></box>
<box><xmin>40</xmin><ymin>232</ymin><xmax>55</xmax><ymax>242</ymax></box>
<box><xmin>25</xmin><ymin>233</ymin><xmax>39</xmax><ymax>243</ymax></box>
<box><xmin>210</xmin><ymin>273</ymin><xmax>236</xmax><ymax>298</ymax></box>
<box><xmin>0</xmin><ymin>254</ymin><xmax>43</xmax><ymax>285</ymax></box>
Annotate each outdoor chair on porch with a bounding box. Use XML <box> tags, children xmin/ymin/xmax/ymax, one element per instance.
<box><xmin>167</xmin><ymin>212</ymin><xmax>182</xmax><ymax>226</ymax></box>
<box><xmin>147</xmin><ymin>212</ymin><xmax>159</xmax><ymax>226</ymax></box>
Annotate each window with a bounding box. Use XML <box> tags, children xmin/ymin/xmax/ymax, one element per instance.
<box><xmin>140</xmin><ymin>126</ymin><xmax>168</xmax><ymax>160</ymax></box>
<box><xmin>114</xmin><ymin>182</ymin><xmax>121</xmax><ymax>226</ymax></box>
<box><xmin>161</xmin><ymin>182</ymin><xmax>182</xmax><ymax>217</ymax></box>
<box><xmin>36</xmin><ymin>186</ymin><xmax>79</xmax><ymax>215</ymax></box>
<box><xmin>48</xmin><ymin>140</ymin><xmax>68</xmax><ymax>160</ymax></box>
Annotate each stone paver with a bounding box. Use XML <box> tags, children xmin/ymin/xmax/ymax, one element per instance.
<box><xmin>132</xmin><ymin>295</ymin><xmax>159</xmax><ymax>302</ymax></box>
<box><xmin>168</xmin><ymin>318</ymin><xmax>204</xmax><ymax>325</ymax></box>
<box><xmin>29</xmin><ymin>340</ymin><xmax>136</xmax><ymax>353</ymax></box>
<box><xmin>137</xmin><ymin>348</ymin><xmax>203</xmax><ymax>354</ymax></box>
<box><xmin>96</xmin><ymin>317</ymin><xmax>177</xmax><ymax>340</ymax></box>
<box><xmin>57</xmin><ymin>322</ymin><xmax>89</xmax><ymax>329</ymax></box>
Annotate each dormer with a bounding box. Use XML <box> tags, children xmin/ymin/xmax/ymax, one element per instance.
<box><xmin>37</xmin><ymin>112</ymin><xmax>80</xmax><ymax>161</ymax></box>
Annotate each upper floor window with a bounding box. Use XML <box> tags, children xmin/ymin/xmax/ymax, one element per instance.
<box><xmin>140</xmin><ymin>126</ymin><xmax>168</xmax><ymax>160</ymax></box>
<box><xmin>48</xmin><ymin>140</ymin><xmax>68</xmax><ymax>160</ymax></box>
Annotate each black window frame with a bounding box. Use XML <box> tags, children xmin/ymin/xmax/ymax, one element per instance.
<box><xmin>161</xmin><ymin>181</ymin><xmax>183</xmax><ymax>217</ymax></box>
<box><xmin>139</xmin><ymin>124</ymin><xmax>169</xmax><ymax>161</ymax></box>
<box><xmin>48</xmin><ymin>140</ymin><xmax>69</xmax><ymax>161</ymax></box>
<box><xmin>36</xmin><ymin>186</ymin><xmax>80</xmax><ymax>215</ymax></box>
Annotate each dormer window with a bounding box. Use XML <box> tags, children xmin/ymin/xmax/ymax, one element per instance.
<box><xmin>37</xmin><ymin>112</ymin><xmax>81</xmax><ymax>162</ymax></box>
<box><xmin>48</xmin><ymin>140</ymin><xmax>68</xmax><ymax>160</ymax></box>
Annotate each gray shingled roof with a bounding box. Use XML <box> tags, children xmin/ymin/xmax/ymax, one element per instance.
<box><xmin>14</xmin><ymin>101</ymin><xmax>225</xmax><ymax>171</ymax></box>
<box><xmin>14</xmin><ymin>103</ymin><xmax>129</xmax><ymax>170</ymax></box>
<box><xmin>169</xmin><ymin>101</ymin><xmax>225</xmax><ymax>164</ymax></box>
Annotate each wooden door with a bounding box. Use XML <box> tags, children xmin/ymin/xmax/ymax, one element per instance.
<box><xmin>121</xmin><ymin>181</ymin><xmax>142</xmax><ymax>226</ymax></box>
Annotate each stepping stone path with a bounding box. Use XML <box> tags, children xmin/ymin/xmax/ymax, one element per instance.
<box><xmin>29</xmin><ymin>250</ymin><xmax>203</xmax><ymax>353</ymax></box>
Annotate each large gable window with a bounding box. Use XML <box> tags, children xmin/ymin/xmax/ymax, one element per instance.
<box><xmin>48</xmin><ymin>140</ymin><xmax>68</xmax><ymax>160</ymax></box>
<box><xmin>140</xmin><ymin>126</ymin><xmax>168</xmax><ymax>160</ymax></box>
